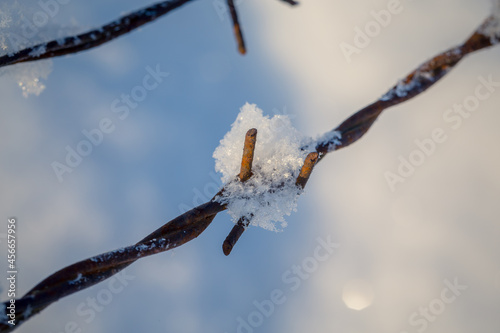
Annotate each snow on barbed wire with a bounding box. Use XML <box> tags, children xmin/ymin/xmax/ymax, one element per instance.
<box><xmin>0</xmin><ymin>61</ymin><xmax>53</xmax><ymax>97</ymax></box>
<box><xmin>0</xmin><ymin>2</ymin><xmax>81</xmax><ymax>96</ymax></box>
<box><xmin>213</xmin><ymin>103</ymin><xmax>310</xmax><ymax>231</ymax></box>
<box><xmin>479</xmin><ymin>0</ymin><xmax>500</xmax><ymax>44</ymax></box>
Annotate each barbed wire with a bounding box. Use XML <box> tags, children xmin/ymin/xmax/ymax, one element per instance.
<box><xmin>0</xmin><ymin>2</ymin><xmax>499</xmax><ymax>332</ymax></box>
<box><xmin>0</xmin><ymin>0</ymin><xmax>193</xmax><ymax>68</ymax></box>
<box><xmin>0</xmin><ymin>0</ymin><xmax>297</xmax><ymax>68</ymax></box>
<box><xmin>315</xmin><ymin>15</ymin><xmax>499</xmax><ymax>159</ymax></box>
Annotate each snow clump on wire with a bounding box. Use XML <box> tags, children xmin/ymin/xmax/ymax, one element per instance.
<box><xmin>0</xmin><ymin>2</ymin><xmax>80</xmax><ymax>96</ymax></box>
<box><xmin>213</xmin><ymin>103</ymin><xmax>310</xmax><ymax>232</ymax></box>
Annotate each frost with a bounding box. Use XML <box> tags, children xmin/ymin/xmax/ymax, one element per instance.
<box><xmin>28</xmin><ymin>44</ymin><xmax>46</xmax><ymax>57</ymax></box>
<box><xmin>0</xmin><ymin>3</ymin><xmax>54</xmax><ymax>96</ymax></box>
<box><xmin>136</xmin><ymin>244</ymin><xmax>152</xmax><ymax>251</ymax></box>
<box><xmin>380</xmin><ymin>68</ymin><xmax>449</xmax><ymax>102</ymax></box>
<box><xmin>380</xmin><ymin>78</ymin><xmax>417</xmax><ymax>101</ymax></box>
<box><xmin>301</xmin><ymin>129</ymin><xmax>341</xmax><ymax>153</ymax></box>
<box><xmin>0</xmin><ymin>11</ymin><xmax>12</xmax><ymax>30</ymax></box>
<box><xmin>213</xmin><ymin>103</ymin><xmax>310</xmax><ymax>231</ymax></box>
<box><xmin>320</xmin><ymin>130</ymin><xmax>341</xmax><ymax>150</ymax></box>
<box><xmin>69</xmin><ymin>273</ymin><xmax>83</xmax><ymax>284</ymax></box>
<box><xmin>0</xmin><ymin>2</ymin><xmax>81</xmax><ymax>96</ymax></box>
<box><xmin>479</xmin><ymin>0</ymin><xmax>500</xmax><ymax>44</ymax></box>
<box><xmin>0</xmin><ymin>61</ymin><xmax>53</xmax><ymax>97</ymax></box>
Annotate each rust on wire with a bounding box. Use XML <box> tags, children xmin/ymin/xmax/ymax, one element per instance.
<box><xmin>296</xmin><ymin>152</ymin><xmax>319</xmax><ymax>189</ymax></box>
<box><xmin>227</xmin><ymin>0</ymin><xmax>247</xmax><ymax>54</ymax></box>
<box><xmin>315</xmin><ymin>16</ymin><xmax>498</xmax><ymax>158</ymax></box>
<box><xmin>223</xmin><ymin>215</ymin><xmax>251</xmax><ymax>256</ymax></box>
<box><xmin>1</xmin><ymin>7</ymin><xmax>499</xmax><ymax>333</ymax></box>
<box><xmin>1</xmin><ymin>200</ymin><xmax>226</xmax><ymax>332</ymax></box>
<box><xmin>223</xmin><ymin>128</ymin><xmax>257</xmax><ymax>256</ymax></box>
<box><xmin>225</xmin><ymin>150</ymin><xmax>319</xmax><ymax>255</ymax></box>
<box><xmin>239</xmin><ymin>128</ymin><xmax>257</xmax><ymax>181</ymax></box>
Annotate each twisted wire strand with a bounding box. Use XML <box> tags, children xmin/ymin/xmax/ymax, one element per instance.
<box><xmin>0</xmin><ymin>0</ymin><xmax>194</xmax><ymax>68</ymax></box>
<box><xmin>0</xmin><ymin>0</ymin><xmax>296</xmax><ymax>68</ymax></box>
<box><xmin>315</xmin><ymin>16</ymin><xmax>499</xmax><ymax>159</ymax></box>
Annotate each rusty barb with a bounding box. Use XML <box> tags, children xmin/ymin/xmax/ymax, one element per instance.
<box><xmin>296</xmin><ymin>152</ymin><xmax>319</xmax><ymax>189</ymax></box>
<box><xmin>227</xmin><ymin>0</ymin><xmax>246</xmax><ymax>54</ymax></box>
<box><xmin>238</xmin><ymin>128</ymin><xmax>257</xmax><ymax>181</ymax></box>
<box><xmin>222</xmin><ymin>128</ymin><xmax>257</xmax><ymax>255</ymax></box>
<box><xmin>222</xmin><ymin>129</ymin><xmax>319</xmax><ymax>256</ymax></box>
<box><xmin>226</xmin><ymin>0</ymin><xmax>298</xmax><ymax>55</ymax></box>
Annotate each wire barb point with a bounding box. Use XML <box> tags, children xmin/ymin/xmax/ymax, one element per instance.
<box><xmin>222</xmin><ymin>128</ymin><xmax>257</xmax><ymax>255</ymax></box>
<box><xmin>222</xmin><ymin>216</ymin><xmax>250</xmax><ymax>256</ymax></box>
<box><xmin>239</xmin><ymin>128</ymin><xmax>257</xmax><ymax>182</ymax></box>
<box><xmin>227</xmin><ymin>0</ymin><xmax>247</xmax><ymax>55</ymax></box>
<box><xmin>296</xmin><ymin>152</ymin><xmax>319</xmax><ymax>189</ymax></box>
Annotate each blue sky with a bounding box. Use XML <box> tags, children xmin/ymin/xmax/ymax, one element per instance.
<box><xmin>1</xmin><ymin>0</ymin><xmax>500</xmax><ymax>332</ymax></box>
